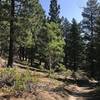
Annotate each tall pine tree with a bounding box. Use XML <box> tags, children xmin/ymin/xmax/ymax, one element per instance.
<box><xmin>43</xmin><ymin>0</ymin><xmax>65</xmax><ymax>70</ymax></box>
<box><xmin>0</xmin><ymin>0</ymin><xmax>45</xmax><ymax>67</ymax></box>
<box><xmin>94</xmin><ymin>17</ymin><xmax>100</xmax><ymax>80</ymax></box>
<box><xmin>66</xmin><ymin>19</ymin><xmax>83</xmax><ymax>71</ymax></box>
<box><xmin>49</xmin><ymin>0</ymin><xmax>60</xmax><ymax>23</ymax></box>
<box><xmin>7</xmin><ymin>0</ymin><xmax>15</xmax><ymax>67</ymax></box>
<box><xmin>61</xmin><ymin>18</ymin><xmax>71</xmax><ymax>66</ymax></box>
<box><xmin>82</xmin><ymin>0</ymin><xmax>99</xmax><ymax>77</ymax></box>
<box><xmin>0</xmin><ymin>0</ymin><xmax>10</xmax><ymax>56</ymax></box>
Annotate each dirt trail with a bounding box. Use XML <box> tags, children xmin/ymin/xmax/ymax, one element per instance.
<box><xmin>67</xmin><ymin>95</ymin><xmax>82</xmax><ymax>100</ymax></box>
<box><xmin>65</xmin><ymin>82</ymin><xmax>100</xmax><ymax>100</ymax></box>
<box><xmin>0</xmin><ymin>57</ymin><xmax>100</xmax><ymax>100</ymax></box>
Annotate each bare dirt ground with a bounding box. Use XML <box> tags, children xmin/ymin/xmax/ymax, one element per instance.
<box><xmin>0</xmin><ymin>57</ymin><xmax>100</xmax><ymax>100</ymax></box>
<box><xmin>0</xmin><ymin>83</ymin><xmax>99</xmax><ymax>100</ymax></box>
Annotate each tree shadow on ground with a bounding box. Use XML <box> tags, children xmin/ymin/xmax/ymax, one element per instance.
<box><xmin>51</xmin><ymin>78</ymin><xmax>100</xmax><ymax>100</ymax></box>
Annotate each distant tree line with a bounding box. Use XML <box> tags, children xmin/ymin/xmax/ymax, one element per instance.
<box><xmin>0</xmin><ymin>0</ymin><xmax>100</xmax><ymax>80</ymax></box>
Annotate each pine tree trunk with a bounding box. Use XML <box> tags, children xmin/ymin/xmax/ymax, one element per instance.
<box><xmin>7</xmin><ymin>0</ymin><xmax>15</xmax><ymax>67</ymax></box>
<box><xmin>90</xmin><ymin>13</ymin><xmax>95</xmax><ymax>78</ymax></box>
<box><xmin>30</xmin><ymin>47</ymin><xmax>33</xmax><ymax>66</ymax></box>
<box><xmin>49</xmin><ymin>56</ymin><xmax>52</xmax><ymax>75</ymax></box>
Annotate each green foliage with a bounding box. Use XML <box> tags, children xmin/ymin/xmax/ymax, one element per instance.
<box><xmin>36</xmin><ymin>21</ymin><xmax>65</xmax><ymax>70</ymax></box>
<box><xmin>0</xmin><ymin>0</ymin><xmax>45</xmax><ymax>66</ymax></box>
<box><xmin>48</xmin><ymin>68</ymin><xmax>55</xmax><ymax>78</ymax></box>
<box><xmin>14</xmin><ymin>69</ymin><xmax>33</xmax><ymax>92</ymax></box>
<box><xmin>94</xmin><ymin>17</ymin><xmax>100</xmax><ymax>80</ymax></box>
<box><xmin>45</xmin><ymin>22</ymin><xmax>65</xmax><ymax>69</ymax></box>
<box><xmin>61</xmin><ymin>17</ymin><xmax>71</xmax><ymax>37</ymax></box>
<box><xmin>49</xmin><ymin>0</ymin><xmax>60</xmax><ymax>23</ymax></box>
<box><xmin>1</xmin><ymin>0</ymin><xmax>100</xmax><ymax>82</ymax></box>
<box><xmin>0</xmin><ymin>68</ymin><xmax>38</xmax><ymax>94</ymax></box>
<box><xmin>57</xmin><ymin>64</ymin><xmax>66</xmax><ymax>72</ymax></box>
<box><xmin>82</xmin><ymin>0</ymin><xmax>100</xmax><ymax>77</ymax></box>
<box><xmin>65</xmin><ymin>69</ymin><xmax>73</xmax><ymax>77</ymax></box>
<box><xmin>64</xmin><ymin>18</ymin><xmax>84</xmax><ymax>70</ymax></box>
<box><xmin>0</xmin><ymin>68</ymin><xmax>15</xmax><ymax>87</ymax></box>
<box><xmin>15</xmin><ymin>0</ymin><xmax>45</xmax><ymax>50</ymax></box>
<box><xmin>82</xmin><ymin>0</ymin><xmax>99</xmax><ymax>35</ymax></box>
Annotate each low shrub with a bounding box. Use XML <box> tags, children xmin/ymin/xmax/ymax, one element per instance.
<box><xmin>0</xmin><ymin>68</ymin><xmax>15</xmax><ymax>88</ymax></box>
<box><xmin>57</xmin><ymin>64</ymin><xmax>66</xmax><ymax>72</ymax></box>
<box><xmin>0</xmin><ymin>67</ymin><xmax>38</xmax><ymax>95</ymax></box>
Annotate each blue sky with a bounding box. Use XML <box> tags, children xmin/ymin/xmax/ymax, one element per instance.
<box><xmin>39</xmin><ymin>0</ymin><xmax>87</xmax><ymax>22</ymax></box>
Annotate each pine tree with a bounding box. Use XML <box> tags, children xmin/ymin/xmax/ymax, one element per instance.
<box><xmin>45</xmin><ymin>22</ymin><xmax>65</xmax><ymax>70</ymax></box>
<box><xmin>0</xmin><ymin>0</ymin><xmax>10</xmax><ymax>56</ymax></box>
<box><xmin>15</xmin><ymin>0</ymin><xmax>45</xmax><ymax>66</ymax></box>
<box><xmin>0</xmin><ymin>0</ymin><xmax>45</xmax><ymax>67</ymax></box>
<box><xmin>66</xmin><ymin>19</ymin><xmax>83</xmax><ymax>71</ymax></box>
<box><xmin>61</xmin><ymin>17</ymin><xmax>71</xmax><ymax>38</ymax></box>
<box><xmin>94</xmin><ymin>17</ymin><xmax>100</xmax><ymax>79</ymax></box>
<box><xmin>49</xmin><ymin>0</ymin><xmax>60</xmax><ymax>23</ymax></box>
<box><xmin>61</xmin><ymin>18</ymin><xmax>71</xmax><ymax>66</ymax></box>
<box><xmin>7</xmin><ymin>0</ymin><xmax>15</xmax><ymax>67</ymax></box>
<box><xmin>82</xmin><ymin>0</ymin><xmax>99</xmax><ymax>77</ymax></box>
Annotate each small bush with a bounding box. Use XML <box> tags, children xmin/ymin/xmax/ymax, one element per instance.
<box><xmin>0</xmin><ymin>68</ymin><xmax>16</xmax><ymax>87</ymax></box>
<box><xmin>47</xmin><ymin>68</ymin><xmax>55</xmax><ymax>78</ymax></box>
<box><xmin>63</xmin><ymin>69</ymin><xmax>72</xmax><ymax>77</ymax></box>
<box><xmin>57</xmin><ymin>64</ymin><xmax>66</xmax><ymax>72</ymax></box>
<box><xmin>0</xmin><ymin>67</ymin><xmax>38</xmax><ymax>95</ymax></box>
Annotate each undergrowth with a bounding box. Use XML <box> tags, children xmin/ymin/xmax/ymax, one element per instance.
<box><xmin>0</xmin><ymin>67</ymin><xmax>38</xmax><ymax>96</ymax></box>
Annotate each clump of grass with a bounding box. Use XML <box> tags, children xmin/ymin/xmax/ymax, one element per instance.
<box><xmin>57</xmin><ymin>64</ymin><xmax>66</xmax><ymax>72</ymax></box>
<box><xmin>0</xmin><ymin>67</ymin><xmax>39</xmax><ymax>96</ymax></box>
<box><xmin>47</xmin><ymin>64</ymin><xmax>73</xmax><ymax>79</ymax></box>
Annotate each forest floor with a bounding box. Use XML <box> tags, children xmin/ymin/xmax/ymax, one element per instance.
<box><xmin>0</xmin><ymin>57</ymin><xmax>100</xmax><ymax>100</ymax></box>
